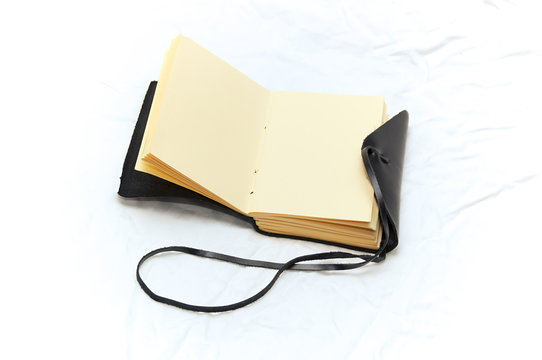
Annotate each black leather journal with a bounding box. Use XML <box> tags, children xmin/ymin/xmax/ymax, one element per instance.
<box><xmin>120</xmin><ymin>81</ymin><xmax>408</xmax><ymax>312</ymax></box>
<box><xmin>120</xmin><ymin>81</ymin><xmax>408</xmax><ymax>252</ymax></box>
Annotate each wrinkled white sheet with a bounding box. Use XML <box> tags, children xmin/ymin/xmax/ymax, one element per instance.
<box><xmin>2</xmin><ymin>0</ymin><xmax>542</xmax><ymax>358</ymax></box>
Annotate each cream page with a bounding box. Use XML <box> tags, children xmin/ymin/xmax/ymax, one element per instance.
<box><xmin>135</xmin><ymin>37</ymin><xmax>180</xmax><ymax>175</ymax></box>
<box><xmin>250</xmin><ymin>92</ymin><xmax>385</xmax><ymax>222</ymax></box>
<box><xmin>144</xmin><ymin>36</ymin><xmax>270</xmax><ymax>212</ymax></box>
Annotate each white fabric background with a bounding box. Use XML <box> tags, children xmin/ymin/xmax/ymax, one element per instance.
<box><xmin>2</xmin><ymin>0</ymin><xmax>541</xmax><ymax>358</ymax></box>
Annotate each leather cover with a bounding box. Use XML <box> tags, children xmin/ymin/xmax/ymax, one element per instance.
<box><xmin>119</xmin><ymin>81</ymin><xmax>408</xmax><ymax>254</ymax></box>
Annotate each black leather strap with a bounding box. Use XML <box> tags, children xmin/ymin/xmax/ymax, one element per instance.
<box><xmin>136</xmin><ymin>236</ymin><xmax>388</xmax><ymax>313</ymax></box>
<box><xmin>362</xmin><ymin>145</ymin><xmax>391</xmax><ymax>246</ymax></box>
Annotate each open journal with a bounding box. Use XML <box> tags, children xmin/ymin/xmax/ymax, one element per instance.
<box><xmin>133</xmin><ymin>35</ymin><xmax>389</xmax><ymax>250</ymax></box>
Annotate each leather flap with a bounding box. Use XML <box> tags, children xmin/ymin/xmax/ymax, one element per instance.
<box><xmin>362</xmin><ymin>110</ymin><xmax>409</xmax><ymax>253</ymax></box>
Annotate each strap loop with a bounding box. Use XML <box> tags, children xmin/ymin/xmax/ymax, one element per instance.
<box><xmin>136</xmin><ymin>240</ymin><xmax>387</xmax><ymax>313</ymax></box>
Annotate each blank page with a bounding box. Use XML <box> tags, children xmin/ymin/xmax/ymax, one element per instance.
<box><xmin>135</xmin><ymin>37</ymin><xmax>180</xmax><ymax>177</ymax></box>
<box><xmin>250</xmin><ymin>91</ymin><xmax>385</xmax><ymax>222</ymax></box>
<box><xmin>146</xmin><ymin>36</ymin><xmax>270</xmax><ymax>213</ymax></box>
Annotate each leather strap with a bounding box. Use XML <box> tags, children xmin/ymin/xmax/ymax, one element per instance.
<box><xmin>136</xmin><ymin>238</ymin><xmax>388</xmax><ymax>313</ymax></box>
<box><xmin>362</xmin><ymin>145</ymin><xmax>391</xmax><ymax>246</ymax></box>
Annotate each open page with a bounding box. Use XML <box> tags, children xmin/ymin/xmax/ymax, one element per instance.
<box><xmin>140</xmin><ymin>36</ymin><xmax>270</xmax><ymax>213</ymax></box>
<box><xmin>249</xmin><ymin>91</ymin><xmax>385</xmax><ymax>222</ymax></box>
<box><xmin>135</xmin><ymin>37</ymin><xmax>180</xmax><ymax>176</ymax></box>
